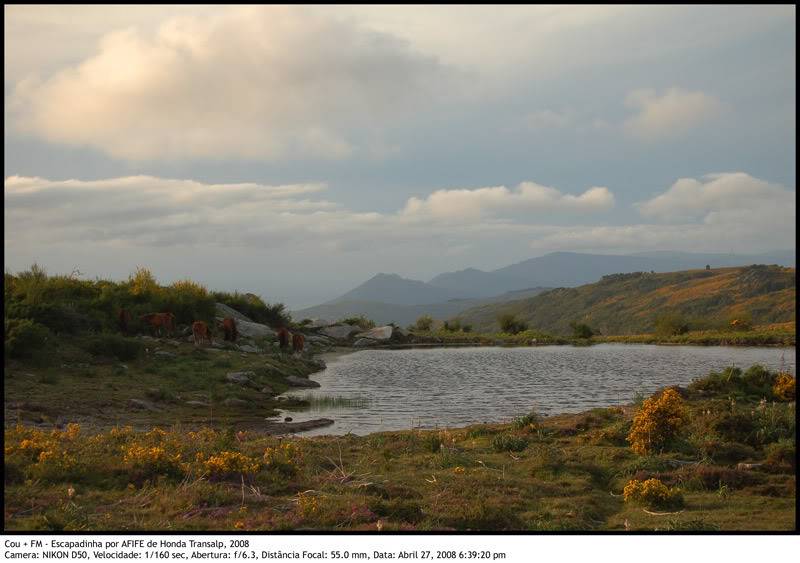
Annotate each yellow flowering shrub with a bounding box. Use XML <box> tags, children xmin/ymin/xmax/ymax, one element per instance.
<box><xmin>773</xmin><ymin>373</ymin><xmax>796</xmax><ymax>401</ymax></box>
<box><xmin>263</xmin><ymin>442</ymin><xmax>304</xmax><ymax>476</ymax></box>
<box><xmin>201</xmin><ymin>451</ymin><xmax>260</xmax><ymax>479</ymax></box>
<box><xmin>623</xmin><ymin>478</ymin><xmax>683</xmax><ymax>509</ymax></box>
<box><xmin>296</xmin><ymin>492</ymin><xmax>320</xmax><ymax>518</ymax></box>
<box><xmin>122</xmin><ymin>443</ymin><xmax>184</xmax><ymax>477</ymax></box>
<box><xmin>627</xmin><ymin>388</ymin><xmax>687</xmax><ymax>455</ymax></box>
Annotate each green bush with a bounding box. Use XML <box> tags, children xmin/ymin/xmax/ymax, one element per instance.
<box><xmin>414</xmin><ymin>315</ymin><xmax>434</xmax><ymax>332</ymax></box>
<box><xmin>339</xmin><ymin>315</ymin><xmax>375</xmax><ymax>330</ymax></box>
<box><xmin>569</xmin><ymin>322</ymin><xmax>595</xmax><ymax>339</ymax></box>
<box><xmin>213</xmin><ymin>291</ymin><xmax>290</xmax><ymax>327</ymax></box>
<box><xmin>491</xmin><ymin>434</ymin><xmax>528</xmax><ymax>452</ymax></box>
<box><xmin>765</xmin><ymin>439</ymin><xmax>795</xmax><ymax>470</ymax></box>
<box><xmin>5</xmin><ymin>319</ymin><xmax>50</xmax><ymax>358</ymax></box>
<box><xmin>6</xmin><ymin>302</ymin><xmax>101</xmax><ymax>334</ymax></box>
<box><xmin>653</xmin><ymin>312</ymin><xmax>690</xmax><ymax>336</ymax></box>
<box><xmin>83</xmin><ymin>333</ymin><xmax>144</xmax><ymax>361</ymax></box>
<box><xmin>497</xmin><ymin>314</ymin><xmax>528</xmax><ymax>335</ymax></box>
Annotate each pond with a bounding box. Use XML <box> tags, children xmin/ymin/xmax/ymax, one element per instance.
<box><xmin>279</xmin><ymin>344</ymin><xmax>795</xmax><ymax>436</ymax></box>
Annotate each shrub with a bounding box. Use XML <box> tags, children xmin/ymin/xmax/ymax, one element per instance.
<box><xmin>123</xmin><ymin>443</ymin><xmax>184</xmax><ymax>480</ymax></box>
<box><xmin>443</xmin><ymin>319</ymin><xmax>461</xmax><ymax>332</ymax></box>
<box><xmin>83</xmin><ymin>333</ymin><xmax>144</xmax><ymax>361</ymax></box>
<box><xmin>569</xmin><ymin>322</ymin><xmax>595</xmax><ymax>339</ymax></box>
<box><xmin>491</xmin><ymin>434</ymin><xmax>528</xmax><ymax>452</ymax></box>
<box><xmin>414</xmin><ymin>315</ymin><xmax>434</xmax><ymax>332</ymax></box>
<box><xmin>262</xmin><ymin>442</ymin><xmax>304</xmax><ymax>476</ymax></box>
<box><xmin>627</xmin><ymin>388</ymin><xmax>687</xmax><ymax>455</ymax></box>
<box><xmin>201</xmin><ymin>451</ymin><xmax>260</xmax><ymax>479</ymax></box>
<box><xmin>339</xmin><ymin>315</ymin><xmax>375</xmax><ymax>331</ymax></box>
<box><xmin>512</xmin><ymin>412</ymin><xmax>539</xmax><ymax>432</ymax></box>
<box><xmin>773</xmin><ymin>373</ymin><xmax>796</xmax><ymax>401</ymax></box>
<box><xmin>497</xmin><ymin>314</ymin><xmax>528</xmax><ymax>335</ymax></box>
<box><xmin>653</xmin><ymin>313</ymin><xmax>689</xmax><ymax>337</ymax></box>
<box><xmin>765</xmin><ymin>439</ymin><xmax>795</xmax><ymax>470</ymax></box>
<box><xmin>5</xmin><ymin>319</ymin><xmax>50</xmax><ymax>358</ymax></box>
<box><xmin>212</xmin><ymin>291</ymin><xmax>290</xmax><ymax>328</ymax></box>
<box><xmin>623</xmin><ymin>478</ymin><xmax>684</xmax><ymax>509</ymax></box>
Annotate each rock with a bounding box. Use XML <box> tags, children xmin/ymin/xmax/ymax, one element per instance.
<box><xmin>260</xmin><ymin>386</ymin><xmax>274</xmax><ymax>394</ymax></box>
<box><xmin>223</xmin><ymin>398</ymin><xmax>248</xmax><ymax>407</ymax></box>
<box><xmin>226</xmin><ymin>371</ymin><xmax>255</xmax><ymax>385</ymax></box>
<box><xmin>117</xmin><ymin>364</ymin><xmax>129</xmax><ymax>370</ymax></box>
<box><xmin>305</xmin><ymin>334</ymin><xmax>333</xmax><ymax>345</ymax></box>
<box><xmin>186</xmin><ymin>400</ymin><xmax>210</xmax><ymax>408</ymax></box>
<box><xmin>353</xmin><ymin>338</ymin><xmax>376</xmax><ymax>347</ymax></box>
<box><xmin>166</xmin><ymin>340</ymin><xmax>181</xmax><ymax>347</ymax></box>
<box><xmin>128</xmin><ymin>399</ymin><xmax>159</xmax><ymax>411</ymax></box>
<box><xmin>238</xmin><ymin>343</ymin><xmax>262</xmax><ymax>354</ymax></box>
<box><xmin>229</xmin><ymin>319</ymin><xmax>275</xmax><ymax>339</ymax></box>
<box><xmin>284</xmin><ymin>417</ymin><xmax>293</xmax><ymax>422</ymax></box>
<box><xmin>304</xmin><ymin>318</ymin><xmax>334</xmax><ymax>329</ymax></box>
<box><xmin>355</xmin><ymin>326</ymin><xmax>393</xmax><ymax>341</ymax></box>
<box><xmin>285</xmin><ymin>375</ymin><xmax>321</xmax><ymax>388</ymax></box>
<box><xmin>263</xmin><ymin>418</ymin><xmax>334</xmax><ymax>435</ymax></box>
<box><xmin>154</xmin><ymin>350</ymin><xmax>176</xmax><ymax>358</ymax></box>
<box><xmin>215</xmin><ymin>302</ymin><xmax>253</xmax><ymax>323</ymax></box>
<box><xmin>737</xmin><ymin>463</ymin><xmax>764</xmax><ymax>471</ymax></box>
<box><xmin>140</xmin><ymin>335</ymin><xmax>156</xmax><ymax>341</ymax></box>
<box><xmin>320</xmin><ymin>324</ymin><xmax>360</xmax><ymax>340</ymax></box>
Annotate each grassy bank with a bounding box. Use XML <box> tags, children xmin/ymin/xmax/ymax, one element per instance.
<box><xmin>407</xmin><ymin>322</ymin><xmax>795</xmax><ymax>348</ymax></box>
<box><xmin>4</xmin><ymin>366</ymin><xmax>795</xmax><ymax>531</ymax></box>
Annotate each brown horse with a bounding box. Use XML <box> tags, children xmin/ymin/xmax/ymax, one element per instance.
<box><xmin>222</xmin><ymin>317</ymin><xmax>238</xmax><ymax>342</ymax></box>
<box><xmin>292</xmin><ymin>333</ymin><xmax>305</xmax><ymax>354</ymax></box>
<box><xmin>140</xmin><ymin>312</ymin><xmax>175</xmax><ymax>337</ymax></box>
<box><xmin>277</xmin><ymin>327</ymin><xmax>290</xmax><ymax>350</ymax></box>
<box><xmin>118</xmin><ymin>308</ymin><xmax>132</xmax><ymax>335</ymax></box>
<box><xmin>192</xmin><ymin>321</ymin><xmax>212</xmax><ymax>346</ymax></box>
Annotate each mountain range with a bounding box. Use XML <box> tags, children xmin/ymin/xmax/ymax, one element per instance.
<box><xmin>291</xmin><ymin>250</ymin><xmax>795</xmax><ymax>325</ymax></box>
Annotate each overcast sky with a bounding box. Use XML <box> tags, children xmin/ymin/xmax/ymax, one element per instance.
<box><xmin>4</xmin><ymin>5</ymin><xmax>796</xmax><ymax>308</ymax></box>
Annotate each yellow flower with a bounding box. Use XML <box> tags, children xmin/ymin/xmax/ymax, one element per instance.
<box><xmin>627</xmin><ymin>388</ymin><xmax>687</xmax><ymax>455</ymax></box>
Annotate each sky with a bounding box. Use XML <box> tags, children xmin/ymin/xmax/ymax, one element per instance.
<box><xmin>4</xmin><ymin>5</ymin><xmax>796</xmax><ymax>308</ymax></box>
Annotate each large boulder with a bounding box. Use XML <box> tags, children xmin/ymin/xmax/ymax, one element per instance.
<box><xmin>215</xmin><ymin>302</ymin><xmax>253</xmax><ymax>323</ymax></box>
<box><xmin>353</xmin><ymin>338</ymin><xmax>376</xmax><ymax>347</ymax></box>
<box><xmin>320</xmin><ymin>324</ymin><xmax>360</xmax><ymax>340</ymax></box>
<box><xmin>355</xmin><ymin>326</ymin><xmax>394</xmax><ymax>341</ymax></box>
<box><xmin>219</xmin><ymin>318</ymin><xmax>275</xmax><ymax>339</ymax></box>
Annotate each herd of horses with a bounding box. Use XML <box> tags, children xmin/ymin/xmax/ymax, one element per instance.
<box><xmin>117</xmin><ymin>309</ymin><xmax>304</xmax><ymax>353</ymax></box>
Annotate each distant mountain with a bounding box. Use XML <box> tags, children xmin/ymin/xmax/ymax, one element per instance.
<box><xmin>458</xmin><ymin>265</ymin><xmax>796</xmax><ymax>335</ymax></box>
<box><xmin>329</xmin><ymin>273</ymin><xmax>472</xmax><ymax>306</ymax></box>
<box><xmin>292</xmin><ymin>287</ymin><xmax>549</xmax><ymax>326</ymax></box>
<box><xmin>429</xmin><ymin>250</ymin><xmax>795</xmax><ymax>296</ymax></box>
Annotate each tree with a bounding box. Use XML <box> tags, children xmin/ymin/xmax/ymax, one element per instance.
<box><xmin>570</xmin><ymin>321</ymin><xmax>595</xmax><ymax>339</ymax></box>
<box><xmin>498</xmin><ymin>313</ymin><xmax>528</xmax><ymax>334</ymax></box>
<box><xmin>414</xmin><ymin>315</ymin><xmax>434</xmax><ymax>332</ymax></box>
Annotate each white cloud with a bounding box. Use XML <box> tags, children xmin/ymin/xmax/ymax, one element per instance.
<box><xmin>624</xmin><ymin>88</ymin><xmax>724</xmax><ymax>140</ymax></box>
<box><xmin>401</xmin><ymin>182</ymin><xmax>614</xmax><ymax>221</ymax></box>
<box><xmin>9</xmin><ymin>6</ymin><xmax>454</xmax><ymax>161</ymax></box>
<box><xmin>638</xmin><ymin>172</ymin><xmax>795</xmax><ymax>222</ymax></box>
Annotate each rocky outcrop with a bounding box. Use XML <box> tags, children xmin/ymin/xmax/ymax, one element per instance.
<box><xmin>237</xmin><ymin>343</ymin><xmax>262</xmax><ymax>353</ymax></box>
<box><xmin>355</xmin><ymin>326</ymin><xmax>394</xmax><ymax>340</ymax></box>
<box><xmin>263</xmin><ymin>418</ymin><xmax>334</xmax><ymax>434</ymax></box>
<box><xmin>320</xmin><ymin>324</ymin><xmax>360</xmax><ymax>340</ymax></box>
<box><xmin>285</xmin><ymin>375</ymin><xmax>321</xmax><ymax>388</ymax></box>
<box><xmin>225</xmin><ymin>319</ymin><xmax>275</xmax><ymax>339</ymax></box>
<box><xmin>353</xmin><ymin>338</ymin><xmax>376</xmax><ymax>347</ymax></box>
<box><xmin>214</xmin><ymin>303</ymin><xmax>253</xmax><ymax>323</ymax></box>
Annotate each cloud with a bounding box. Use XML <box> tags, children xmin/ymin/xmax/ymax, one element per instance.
<box><xmin>401</xmin><ymin>182</ymin><xmax>614</xmax><ymax>221</ymax></box>
<box><xmin>9</xmin><ymin>6</ymin><xmax>454</xmax><ymax>161</ymax></box>
<box><xmin>523</xmin><ymin>109</ymin><xmax>575</xmax><ymax>129</ymax></box>
<box><xmin>623</xmin><ymin>88</ymin><xmax>724</xmax><ymax>140</ymax></box>
<box><xmin>638</xmin><ymin>172</ymin><xmax>795</xmax><ymax>222</ymax></box>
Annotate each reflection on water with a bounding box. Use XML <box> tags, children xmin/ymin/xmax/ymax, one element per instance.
<box><xmin>279</xmin><ymin>344</ymin><xmax>795</xmax><ymax>436</ymax></box>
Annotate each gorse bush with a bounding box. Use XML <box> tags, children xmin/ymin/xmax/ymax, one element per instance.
<box><xmin>688</xmin><ymin>365</ymin><xmax>790</xmax><ymax>400</ymax></box>
<box><xmin>623</xmin><ymin>478</ymin><xmax>684</xmax><ymax>510</ymax></box>
<box><xmin>627</xmin><ymin>388</ymin><xmax>687</xmax><ymax>455</ymax></box>
<box><xmin>773</xmin><ymin>373</ymin><xmax>796</xmax><ymax>401</ymax></box>
<box><xmin>4</xmin><ymin>318</ymin><xmax>50</xmax><ymax>358</ymax></box>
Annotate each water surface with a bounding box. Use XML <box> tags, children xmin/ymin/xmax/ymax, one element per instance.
<box><xmin>279</xmin><ymin>344</ymin><xmax>795</xmax><ymax>436</ymax></box>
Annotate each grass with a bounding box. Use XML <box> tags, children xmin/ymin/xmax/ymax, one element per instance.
<box><xmin>409</xmin><ymin>323</ymin><xmax>795</xmax><ymax>347</ymax></box>
<box><xmin>4</xmin><ymin>366</ymin><xmax>795</xmax><ymax>531</ymax></box>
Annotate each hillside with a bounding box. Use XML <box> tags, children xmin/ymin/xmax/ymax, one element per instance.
<box><xmin>328</xmin><ymin>273</ymin><xmax>472</xmax><ymax>305</ymax></box>
<box><xmin>429</xmin><ymin>250</ymin><xmax>795</xmax><ymax>296</ymax></box>
<box><xmin>458</xmin><ymin>265</ymin><xmax>796</xmax><ymax>335</ymax></box>
<box><xmin>292</xmin><ymin>287</ymin><xmax>549</xmax><ymax>326</ymax></box>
